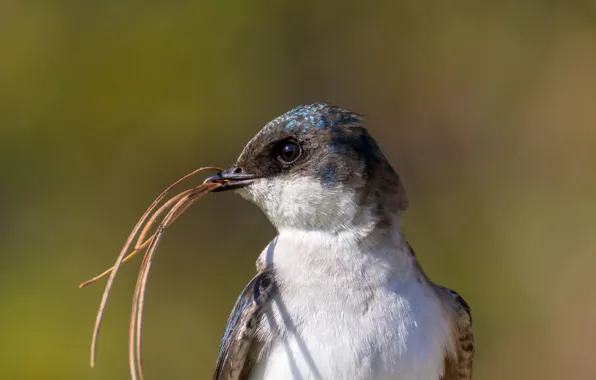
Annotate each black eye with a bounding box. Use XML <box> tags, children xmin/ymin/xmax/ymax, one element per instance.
<box><xmin>277</xmin><ymin>141</ymin><xmax>301</xmax><ymax>164</ymax></box>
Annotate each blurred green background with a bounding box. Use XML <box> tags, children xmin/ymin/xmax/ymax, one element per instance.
<box><xmin>2</xmin><ymin>1</ymin><xmax>596</xmax><ymax>379</ymax></box>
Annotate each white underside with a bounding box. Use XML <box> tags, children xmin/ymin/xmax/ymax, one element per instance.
<box><xmin>247</xmin><ymin>229</ymin><xmax>455</xmax><ymax>380</ymax></box>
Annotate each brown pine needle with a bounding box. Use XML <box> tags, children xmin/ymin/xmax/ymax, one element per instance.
<box><xmin>79</xmin><ymin>187</ymin><xmax>200</xmax><ymax>289</ymax></box>
<box><xmin>79</xmin><ymin>237</ymin><xmax>154</xmax><ymax>288</ymax></box>
<box><xmin>134</xmin><ymin>188</ymin><xmax>196</xmax><ymax>251</ymax></box>
<box><xmin>83</xmin><ymin>167</ymin><xmax>223</xmax><ymax>370</ymax></box>
<box><xmin>130</xmin><ymin>250</ymin><xmax>151</xmax><ymax>380</ymax></box>
<box><xmin>129</xmin><ymin>182</ymin><xmax>222</xmax><ymax>380</ymax></box>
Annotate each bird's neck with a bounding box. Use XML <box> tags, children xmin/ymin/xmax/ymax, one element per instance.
<box><xmin>259</xmin><ymin>217</ymin><xmax>423</xmax><ymax>288</ymax></box>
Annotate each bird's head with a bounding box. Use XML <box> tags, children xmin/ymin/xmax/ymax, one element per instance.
<box><xmin>205</xmin><ymin>103</ymin><xmax>407</xmax><ymax>233</ymax></box>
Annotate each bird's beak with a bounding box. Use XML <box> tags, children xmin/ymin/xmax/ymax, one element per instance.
<box><xmin>203</xmin><ymin>167</ymin><xmax>257</xmax><ymax>192</ymax></box>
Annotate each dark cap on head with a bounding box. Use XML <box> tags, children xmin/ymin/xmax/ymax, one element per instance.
<box><xmin>208</xmin><ymin>103</ymin><xmax>408</xmax><ymax>216</ymax></box>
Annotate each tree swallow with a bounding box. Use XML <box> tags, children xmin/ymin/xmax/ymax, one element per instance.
<box><xmin>205</xmin><ymin>103</ymin><xmax>474</xmax><ymax>380</ymax></box>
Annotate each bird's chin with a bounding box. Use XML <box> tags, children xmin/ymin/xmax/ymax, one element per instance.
<box><xmin>235</xmin><ymin>186</ymin><xmax>253</xmax><ymax>201</ymax></box>
<box><xmin>234</xmin><ymin>178</ymin><xmax>271</xmax><ymax>210</ymax></box>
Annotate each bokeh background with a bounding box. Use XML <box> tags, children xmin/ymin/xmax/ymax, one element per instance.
<box><xmin>2</xmin><ymin>1</ymin><xmax>596</xmax><ymax>379</ymax></box>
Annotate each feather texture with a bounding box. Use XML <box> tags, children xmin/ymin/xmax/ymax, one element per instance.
<box><xmin>436</xmin><ymin>286</ymin><xmax>475</xmax><ymax>380</ymax></box>
<box><xmin>213</xmin><ymin>270</ymin><xmax>274</xmax><ymax>380</ymax></box>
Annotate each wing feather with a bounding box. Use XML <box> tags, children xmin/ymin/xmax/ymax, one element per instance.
<box><xmin>438</xmin><ymin>287</ymin><xmax>475</xmax><ymax>380</ymax></box>
<box><xmin>213</xmin><ymin>270</ymin><xmax>274</xmax><ymax>380</ymax></box>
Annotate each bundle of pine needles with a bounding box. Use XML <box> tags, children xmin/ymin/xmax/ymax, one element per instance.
<box><xmin>79</xmin><ymin>166</ymin><xmax>225</xmax><ymax>380</ymax></box>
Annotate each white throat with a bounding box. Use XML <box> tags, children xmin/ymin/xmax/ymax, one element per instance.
<box><xmin>239</xmin><ymin>175</ymin><xmax>379</xmax><ymax>233</ymax></box>
<box><xmin>259</xmin><ymin>221</ymin><xmax>417</xmax><ymax>287</ymax></box>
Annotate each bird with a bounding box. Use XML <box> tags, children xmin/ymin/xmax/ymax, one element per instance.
<box><xmin>204</xmin><ymin>103</ymin><xmax>474</xmax><ymax>380</ymax></box>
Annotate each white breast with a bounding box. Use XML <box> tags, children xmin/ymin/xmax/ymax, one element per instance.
<box><xmin>249</xmin><ymin>230</ymin><xmax>455</xmax><ymax>380</ymax></box>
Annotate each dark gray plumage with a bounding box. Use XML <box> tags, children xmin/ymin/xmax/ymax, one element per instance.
<box><xmin>214</xmin><ymin>270</ymin><xmax>274</xmax><ymax>380</ymax></box>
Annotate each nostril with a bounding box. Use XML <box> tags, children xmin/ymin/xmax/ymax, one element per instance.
<box><xmin>233</xmin><ymin>167</ymin><xmax>243</xmax><ymax>174</ymax></box>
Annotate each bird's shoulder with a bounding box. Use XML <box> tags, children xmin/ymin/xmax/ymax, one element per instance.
<box><xmin>433</xmin><ymin>284</ymin><xmax>475</xmax><ymax>380</ymax></box>
<box><xmin>213</xmin><ymin>269</ymin><xmax>275</xmax><ymax>380</ymax></box>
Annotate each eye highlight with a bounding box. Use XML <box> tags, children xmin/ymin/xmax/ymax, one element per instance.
<box><xmin>276</xmin><ymin>140</ymin><xmax>302</xmax><ymax>164</ymax></box>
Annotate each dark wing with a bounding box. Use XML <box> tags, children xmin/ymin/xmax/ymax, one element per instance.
<box><xmin>439</xmin><ymin>287</ymin><xmax>475</xmax><ymax>380</ymax></box>
<box><xmin>213</xmin><ymin>270</ymin><xmax>274</xmax><ymax>380</ymax></box>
